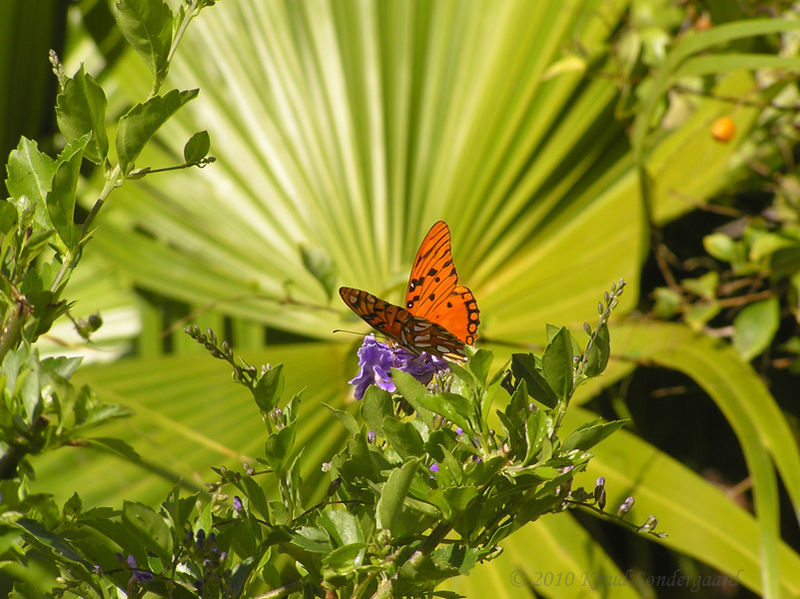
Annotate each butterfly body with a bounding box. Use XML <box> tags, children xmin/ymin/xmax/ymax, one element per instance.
<box><xmin>339</xmin><ymin>221</ymin><xmax>479</xmax><ymax>361</ymax></box>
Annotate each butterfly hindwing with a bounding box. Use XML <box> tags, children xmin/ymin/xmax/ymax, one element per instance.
<box><xmin>404</xmin><ymin>221</ymin><xmax>480</xmax><ymax>344</ymax></box>
<box><xmin>339</xmin><ymin>286</ymin><xmax>468</xmax><ymax>361</ymax></box>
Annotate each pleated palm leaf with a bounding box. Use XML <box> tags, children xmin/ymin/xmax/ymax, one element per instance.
<box><xmin>31</xmin><ymin>1</ymin><xmax>800</xmax><ymax>597</ymax></box>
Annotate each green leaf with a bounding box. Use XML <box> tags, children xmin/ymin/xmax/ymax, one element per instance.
<box><xmin>653</xmin><ymin>286</ymin><xmax>683</xmax><ymax>318</ymax></box>
<box><xmin>733</xmin><ymin>297</ymin><xmax>779</xmax><ymax>361</ymax></box>
<box><xmin>683</xmin><ymin>271</ymin><xmax>719</xmax><ymax>300</ymax></box>
<box><xmin>561</xmin><ymin>418</ymin><xmax>628</xmax><ymax>452</ymax></box>
<box><xmin>584</xmin><ymin>322</ymin><xmax>609</xmax><ymax>377</ymax></box>
<box><xmin>685</xmin><ymin>301</ymin><xmax>721</xmax><ymax>332</ymax></box>
<box><xmin>411</xmin><ymin>392</ymin><xmax>473</xmax><ymax>435</ymax></box>
<box><xmin>116</xmin><ymin>89</ymin><xmax>199</xmax><ymax>175</ymax></box>
<box><xmin>704</xmin><ymin>232</ymin><xmax>745</xmax><ymax>265</ymax></box>
<box><xmin>55</xmin><ymin>65</ymin><xmax>109</xmax><ymax>165</ymax></box>
<box><xmin>300</xmin><ymin>244</ymin><xmax>337</xmax><ymax>301</ymax></box>
<box><xmin>114</xmin><ymin>0</ymin><xmax>173</xmax><ymax>85</ymax></box>
<box><xmin>510</xmin><ymin>354</ymin><xmax>557</xmax><ymax>408</ymax></box>
<box><xmin>87</xmin><ymin>437</ymin><xmax>141</xmax><ymax>462</ymax></box>
<box><xmin>322</xmin><ymin>402</ymin><xmax>358</xmax><ymax>435</ymax></box>
<box><xmin>541</xmin><ymin>327</ymin><xmax>573</xmax><ymax>401</ymax></box>
<box><xmin>382</xmin><ymin>416</ymin><xmax>424</xmax><ymax>459</ymax></box>
<box><xmin>322</xmin><ymin>543</ymin><xmax>367</xmax><ymax>578</ymax></box>
<box><xmin>4</xmin><ymin>137</ymin><xmax>56</xmax><ymax>230</ymax></box>
<box><xmin>122</xmin><ymin>500</ymin><xmax>173</xmax><ymax>561</ymax></box>
<box><xmin>263</xmin><ymin>423</ymin><xmax>296</xmax><ymax>472</ymax></box>
<box><xmin>46</xmin><ymin>133</ymin><xmax>90</xmax><ymax>248</ymax></box>
<box><xmin>237</xmin><ymin>477</ymin><xmax>270</xmax><ymax>522</ymax></box>
<box><xmin>360</xmin><ymin>386</ymin><xmax>393</xmax><ymax>434</ymax></box>
<box><xmin>523</xmin><ymin>409</ymin><xmax>549</xmax><ymax>466</ymax></box>
<box><xmin>376</xmin><ymin>458</ymin><xmax>419</xmax><ymax>534</ymax></box>
<box><xmin>290</xmin><ymin>525</ymin><xmax>332</xmax><ymax>554</ymax></box>
<box><xmin>317</xmin><ymin>508</ymin><xmax>364</xmax><ymax>546</ymax></box>
<box><xmin>253</xmin><ymin>364</ymin><xmax>283</xmax><ymax>412</ymax></box>
<box><xmin>391</xmin><ymin>370</ymin><xmax>436</xmax><ymax>427</ymax></box>
<box><xmin>466</xmin><ymin>349</ymin><xmax>493</xmax><ymax>384</ymax></box>
<box><xmin>41</xmin><ymin>356</ymin><xmax>83</xmax><ymax>379</ymax></box>
<box><xmin>183</xmin><ymin>130</ymin><xmax>210</xmax><ymax>164</ymax></box>
<box><xmin>749</xmin><ymin>231</ymin><xmax>800</xmax><ymax>262</ymax></box>
<box><xmin>20</xmin><ymin>351</ymin><xmax>42</xmax><ymax>422</ymax></box>
<box><xmin>678</xmin><ymin>53</ymin><xmax>800</xmax><ymax>78</ymax></box>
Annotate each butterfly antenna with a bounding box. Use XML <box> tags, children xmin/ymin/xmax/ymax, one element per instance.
<box><xmin>332</xmin><ymin>329</ymin><xmax>370</xmax><ymax>338</ymax></box>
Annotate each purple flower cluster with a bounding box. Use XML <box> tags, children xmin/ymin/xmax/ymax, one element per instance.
<box><xmin>348</xmin><ymin>335</ymin><xmax>449</xmax><ymax>400</ymax></box>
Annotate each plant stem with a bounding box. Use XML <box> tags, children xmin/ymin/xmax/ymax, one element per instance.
<box><xmin>50</xmin><ymin>164</ymin><xmax>122</xmax><ymax>294</ymax></box>
<box><xmin>253</xmin><ymin>579</ymin><xmax>302</xmax><ymax>599</ymax></box>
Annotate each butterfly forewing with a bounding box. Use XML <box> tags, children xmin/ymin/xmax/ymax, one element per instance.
<box><xmin>339</xmin><ymin>286</ymin><xmax>468</xmax><ymax>361</ymax></box>
<box><xmin>339</xmin><ymin>286</ymin><xmax>407</xmax><ymax>342</ymax></box>
<box><xmin>339</xmin><ymin>221</ymin><xmax>479</xmax><ymax>361</ymax></box>
<box><xmin>404</xmin><ymin>221</ymin><xmax>480</xmax><ymax>344</ymax></box>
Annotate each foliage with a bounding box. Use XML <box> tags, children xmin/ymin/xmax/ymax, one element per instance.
<box><xmin>2</xmin><ymin>283</ymin><xmax>640</xmax><ymax>599</ymax></box>
<box><xmin>3</xmin><ymin>1</ymin><xmax>800</xmax><ymax>598</ymax></box>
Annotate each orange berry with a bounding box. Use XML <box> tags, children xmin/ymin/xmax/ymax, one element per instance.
<box><xmin>711</xmin><ymin>116</ymin><xmax>736</xmax><ymax>142</ymax></box>
<box><xmin>694</xmin><ymin>13</ymin><xmax>712</xmax><ymax>31</ymax></box>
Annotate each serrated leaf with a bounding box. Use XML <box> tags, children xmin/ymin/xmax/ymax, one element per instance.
<box><xmin>733</xmin><ymin>297</ymin><xmax>779</xmax><ymax>361</ymax></box>
<box><xmin>4</xmin><ymin>137</ymin><xmax>56</xmax><ymax>231</ymax></box>
<box><xmin>55</xmin><ymin>66</ymin><xmax>109</xmax><ymax>165</ymax></box>
<box><xmin>116</xmin><ymin>89</ymin><xmax>199</xmax><ymax>175</ymax></box>
<box><xmin>183</xmin><ymin>130</ymin><xmax>210</xmax><ymax>163</ymax></box>
<box><xmin>115</xmin><ymin>0</ymin><xmax>173</xmax><ymax>84</ymax></box>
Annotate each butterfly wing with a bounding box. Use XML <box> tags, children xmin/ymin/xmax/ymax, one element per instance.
<box><xmin>339</xmin><ymin>286</ymin><xmax>467</xmax><ymax>361</ymax></box>
<box><xmin>339</xmin><ymin>286</ymin><xmax>406</xmax><ymax>344</ymax></box>
<box><xmin>404</xmin><ymin>221</ymin><xmax>480</xmax><ymax>344</ymax></box>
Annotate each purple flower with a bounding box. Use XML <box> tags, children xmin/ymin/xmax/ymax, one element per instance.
<box><xmin>455</xmin><ymin>427</ymin><xmax>464</xmax><ymax>435</ymax></box>
<box><xmin>347</xmin><ymin>335</ymin><xmax>449</xmax><ymax>400</ymax></box>
<box><xmin>126</xmin><ymin>555</ymin><xmax>153</xmax><ymax>584</ymax></box>
<box><xmin>429</xmin><ymin>463</ymin><xmax>440</xmax><ymax>473</ymax></box>
<box><xmin>233</xmin><ymin>496</ymin><xmax>243</xmax><ymax>512</ymax></box>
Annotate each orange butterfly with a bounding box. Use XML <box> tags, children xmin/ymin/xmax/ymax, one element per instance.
<box><xmin>339</xmin><ymin>221</ymin><xmax>479</xmax><ymax>361</ymax></box>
